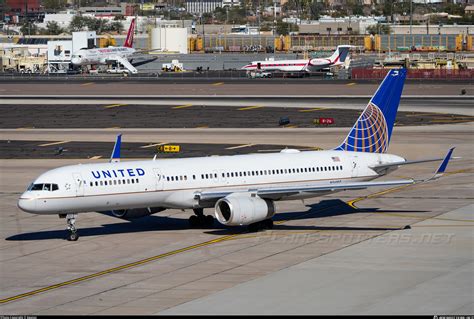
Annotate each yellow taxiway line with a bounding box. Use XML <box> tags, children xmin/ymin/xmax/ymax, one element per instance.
<box><xmin>226</xmin><ymin>144</ymin><xmax>255</xmax><ymax>150</ymax></box>
<box><xmin>172</xmin><ymin>104</ymin><xmax>193</xmax><ymax>109</ymax></box>
<box><xmin>38</xmin><ymin>141</ymin><xmax>70</xmax><ymax>147</ymax></box>
<box><xmin>0</xmin><ymin>234</ymin><xmax>239</xmax><ymax>305</ymax></box>
<box><xmin>299</xmin><ymin>108</ymin><xmax>326</xmax><ymax>112</ymax></box>
<box><xmin>140</xmin><ymin>142</ymin><xmax>168</xmax><ymax>148</ymax></box>
<box><xmin>238</xmin><ymin>105</ymin><xmax>263</xmax><ymax>111</ymax></box>
<box><xmin>0</xmin><ymin>168</ymin><xmax>468</xmax><ymax>304</ymax></box>
<box><xmin>104</xmin><ymin>104</ymin><xmax>127</xmax><ymax>109</ymax></box>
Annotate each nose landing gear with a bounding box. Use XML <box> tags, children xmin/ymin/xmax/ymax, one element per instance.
<box><xmin>66</xmin><ymin>213</ymin><xmax>79</xmax><ymax>241</ymax></box>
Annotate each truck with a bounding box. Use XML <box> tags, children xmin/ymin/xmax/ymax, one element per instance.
<box><xmin>162</xmin><ymin>59</ymin><xmax>184</xmax><ymax>72</ymax></box>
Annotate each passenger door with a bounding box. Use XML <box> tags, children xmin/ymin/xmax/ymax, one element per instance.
<box><xmin>351</xmin><ymin>155</ymin><xmax>359</xmax><ymax>178</ymax></box>
<box><xmin>73</xmin><ymin>173</ymin><xmax>84</xmax><ymax>197</ymax></box>
<box><xmin>153</xmin><ymin>168</ymin><xmax>164</xmax><ymax>191</ymax></box>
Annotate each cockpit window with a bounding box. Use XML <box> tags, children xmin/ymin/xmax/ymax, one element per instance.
<box><xmin>28</xmin><ymin>183</ymin><xmax>59</xmax><ymax>191</ymax></box>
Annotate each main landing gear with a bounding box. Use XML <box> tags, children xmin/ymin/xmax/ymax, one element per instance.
<box><xmin>188</xmin><ymin>208</ymin><xmax>214</xmax><ymax>228</ymax></box>
<box><xmin>248</xmin><ymin>219</ymin><xmax>274</xmax><ymax>232</ymax></box>
<box><xmin>66</xmin><ymin>213</ymin><xmax>79</xmax><ymax>241</ymax></box>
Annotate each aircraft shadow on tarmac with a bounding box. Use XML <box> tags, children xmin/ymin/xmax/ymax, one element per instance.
<box><xmin>6</xmin><ymin>199</ymin><xmax>427</xmax><ymax>241</ymax></box>
<box><xmin>205</xmin><ymin>199</ymin><xmax>428</xmax><ymax>235</ymax></box>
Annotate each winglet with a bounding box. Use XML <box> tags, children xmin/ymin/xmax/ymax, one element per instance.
<box><xmin>432</xmin><ymin>147</ymin><xmax>455</xmax><ymax>179</ymax></box>
<box><xmin>110</xmin><ymin>134</ymin><xmax>122</xmax><ymax>163</ymax></box>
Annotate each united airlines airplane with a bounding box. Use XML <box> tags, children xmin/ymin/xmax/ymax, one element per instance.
<box><xmin>18</xmin><ymin>69</ymin><xmax>454</xmax><ymax>241</ymax></box>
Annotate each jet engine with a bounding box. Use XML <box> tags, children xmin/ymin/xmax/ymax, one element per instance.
<box><xmin>214</xmin><ymin>193</ymin><xmax>275</xmax><ymax>226</ymax></box>
<box><xmin>108</xmin><ymin>207</ymin><xmax>165</xmax><ymax>219</ymax></box>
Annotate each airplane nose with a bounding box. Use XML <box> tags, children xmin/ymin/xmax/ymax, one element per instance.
<box><xmin>18</xmin><ymin>196</ymin><xmax>36</xmax><ymax>213</ymax></box>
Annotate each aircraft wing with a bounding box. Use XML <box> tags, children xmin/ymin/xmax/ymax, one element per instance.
<box><xmin>196</xmin><ymin>147</ymin><xmax>455</xmax><ymax>202</ymax></box>
<box><xmin>195</xmin><ymin>178</ymin><xmax>414</xmax><ymax>202</ymax></box>
<box><xmin>131</xmin><ymin>57</ymin><xmax>158</xmax><ymax>67</ymax></box>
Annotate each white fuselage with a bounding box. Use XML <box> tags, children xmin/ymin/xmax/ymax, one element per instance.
<box><xmin>18</xmin><ymin>150</ymin><xmax>403</xmax><ymax>215</ymax></box>
<box><xmin>71</xmin><ymin>47</ymin><xmax>136</xmax><ymax>66</ymax></box>
<box><xmin>242</xmin><ymin>58</ymin><xmax>341</xmax><ymax>73</ymax></box>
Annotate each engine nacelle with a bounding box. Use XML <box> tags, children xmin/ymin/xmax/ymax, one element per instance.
<box><xmin>108</xmin><ymin>207</ymin><xmax>165</xmax><ymax>219</ymax></box>
<box><xmin>215</xmin><ymin>193</ymin><xmax>275</xmax><ymax>226</ymax></box>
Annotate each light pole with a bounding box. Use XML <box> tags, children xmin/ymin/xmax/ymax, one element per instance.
<box><xmin>409</xmin><ymin>0</ymin><xmax>412</xmax><ymax>36</ymax></box>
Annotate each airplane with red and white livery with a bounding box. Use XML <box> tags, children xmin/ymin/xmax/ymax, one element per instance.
<box><xmin>242</xmin><ymin>45</ymin><xmax>352</xmax><ymax>73</ymax></box>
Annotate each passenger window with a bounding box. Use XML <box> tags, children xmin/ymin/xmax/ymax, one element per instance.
<box><xmin>193</xmin><ymin>175</ymin><xmax>196</xmax><ymax>180</ymax></box>
<box><xmin>90</xmin><ymin>182</ymin><xmax>93</xmax><ymax>187</ymax></box>
<box><xmin>127</xmin><ymin>179</ymin><xmax>130</xmax><ymax>184</ymax></box>
<box><xmin>105</xmin><ymin>181</ymin><xmax>108</xmax><ymax>186</ymax></box>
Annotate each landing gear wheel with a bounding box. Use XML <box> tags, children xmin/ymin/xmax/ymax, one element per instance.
<box><xmin>68</xmin><ymin>231</ymin><xmax>79</xmax><ymax>241</ymax></box>
<box><xmin>189</xmin><ymin>215</ymin><xmax>199</xmax><ymax>228</ymax></box>
<box><xmin>264</xmin><ymin>219</ymin><xmax>274</xmax><ymax>229</ymax></box>
<box><xmin>248</xmin><ymin>223</ymin><xmax>260</xmax><ymax>233</ymax></box>
<box><xmin>205</xmin><ymin>215</ymin><xmax>214</xmax><ymax>227</ymax></box>
<box><xmin>65</xmin><ymin>213</ymin><xmax>79</xmax><ymax>241</ymax></box>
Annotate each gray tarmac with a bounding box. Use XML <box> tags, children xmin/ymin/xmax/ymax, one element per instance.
<box><xmin>162</xmin><ymin>204</ymin><xmax>474</xmax><ymax>315</ymax></box>
<box><xmin>1</xmin><ymin>104</ymin><xmax>472</xmax><ymax>129</ymax></box>
<box><xmin>0</xmin><ymin>140</ymin><xmax>304</xmax><ymax>159</ymax></box>
<box><xmin>0</xmin><ymin>125</ymin><xmax>472</xmax><ymax>314</ymax></box>
<box><xmin>0</xmin><ymin>81</ymin><xmax>472</xmax><ymax>96</ymax></box>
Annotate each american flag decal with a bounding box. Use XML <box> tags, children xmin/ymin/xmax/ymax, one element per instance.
<box><xmin>331</xmin><ymin>156</ymin><xmax>340</xmax><ymax>162</ymax></box>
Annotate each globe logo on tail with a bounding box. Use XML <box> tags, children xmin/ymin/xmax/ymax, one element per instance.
<box><xmin>336</xmin><ymin>102</ymin><xmax>389</xmax><ymax>153</ymax></box>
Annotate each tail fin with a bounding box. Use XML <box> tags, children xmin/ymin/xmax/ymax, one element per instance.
<box><xmin>334</xmin><ymin>68</ymin><xmax>407</xmax><ymax>153</ymax></box>
<box><xmin>329</xmin><ymin>45</ymin><xmax>351</xmax><ymax>64</ymax></box>
<box><xmin>124</xmin><ymin>18</ymin><xmax>136</xmax><ymax>48</ymax></box>
<box><xmin>110</xmin><ymin>134</ymin><xmax>122</xmax><ymax>163</ymax></box>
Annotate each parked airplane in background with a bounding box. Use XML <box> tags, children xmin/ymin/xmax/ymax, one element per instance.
<box><xmin>18</xmin><ymin>69</ymin><xmax>454</xmax><ymax>241</ymax></box>
<box><xmin>71</xmin><ymin>18</ymin><xmax>155</xmax><ymax>74</ymax></box>
<box><xmin>241</xmin><ymin>45</ymin><xmax>352</xmax><ymax>73</ymax></box>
